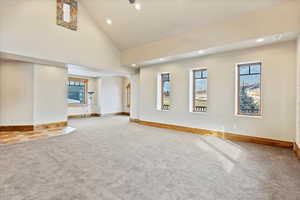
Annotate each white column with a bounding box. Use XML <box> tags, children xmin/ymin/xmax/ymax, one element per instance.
<box><xmin>96</xmin><ymin>78</ymin><xmax>102</xmax><ymax>114</ymax></box>
<box><xmin>0</xmin><ymin>60</ymin><xmax>34</xmax><ymax>125</ymax></box>
<box><xmin>129</xmin><ymin>71</ymin><xmax>140</xmax><ymax>120</ymax></box>
<box><xmin>33</xmin><ymin>64</ymin><xmax>68</xmax><ymax>125</ymax></box>
<box><xmin>296</xmin><ymin>36</ymin><xmax>300</xmax><ymax>146</ymax></box>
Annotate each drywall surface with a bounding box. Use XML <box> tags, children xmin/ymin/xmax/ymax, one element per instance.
<box><xmin>296</xmin><ymin>36</ymin><xmax>300</xmax><ymax>146</ymax></box>
<box><xmin>139</xmin><ymin>41</ymin><xmax>296</xmax><ymax>142</ymax></box>
<box><xmin>33</xmin><ymin>64</ymin><xmax>68</xmax><ymax>124</ymax></box>
<box><xmin>0</xmin><ymin>61</ymin><xmax>69</xmax><ymax>125</ymax></box>
<box><xmin>0</xmin><ymin>0</ymin><xmax>130</xmax><ymax>74</ymax></box>
<box><xmin>0</xmin><ymin>60</ymin><xmax>34</xmax><ymax>125</ymax></box>
<box><xmin>100</xmin><ymin>77</ymin><xmax>124</xmax><ymax>115</ymax></box>
<box><xmin>130</xmin><ymin>72</ymin><xmax>140</xmax><ymax>119</ymax></box>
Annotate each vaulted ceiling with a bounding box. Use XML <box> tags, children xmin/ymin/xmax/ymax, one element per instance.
<box><xmin>82</xmin><ymin>0</ymin><xmax>286</xmax><ymax>51</ymax></box>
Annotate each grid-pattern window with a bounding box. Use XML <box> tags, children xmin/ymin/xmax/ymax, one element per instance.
<box><xmin>237</xmin><ymin>63</ymin><xmax>262</xmax><ymax>116</ymax></box>
<box><xmin>68</xmin><ymin>78</ymin><xmax>88</xmax><ymax>105</ymax></box>
<box><xmin>161</xmin><ymin>73</ymin><xmax>171</xmax><ymax>110</ymax></box>
<box><xmin>193</xmin><ymin>69</ymin><xmax>208</xmax><ymax>112</ymax></box>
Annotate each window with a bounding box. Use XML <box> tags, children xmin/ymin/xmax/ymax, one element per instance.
<box><xmin>192</xmin><ymin>69</ymin><xmax>208</xmax><ymax>112</ymax></box>
<box><xmin>126</xmin><ymin>84</ymin><xmax>131</xmax><ymax>108</ymax></box>
<box><xmin>237</xmin><ymin>62</ymin><xmax>262</xmax><ymax>116</ymax></box>
<box><xmin>161</xmin><ymin>73</ymin><xmax>171</xmax><ymax>110</ymax></box>
<box><xmin>63</xmin><ymin>3</ymin><xmax>71</xmax><ymax>23</ymax></box>
<box><xmin>68</xmin><ymin>78</ymin><xmax>88</xmax><ymax>105</ymax></box>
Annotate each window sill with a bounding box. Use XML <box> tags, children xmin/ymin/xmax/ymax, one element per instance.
<box><xmin>68</xmin><ymin>104</ymin><xmax>88</xmax><ymax>107</ymax></box>
<box><xmin>235</xmin><ymin>114</ymin><xmax>263</xmax><ymax>119</ymax></box>
<box><xmin>157</xmin><ymin>109</ymin><xmax>170</xmax><ymax>112</ymax></box>
<box><xmin>190</xmin><ymin>111</ymin><xmax>208</xmax><ymax>115</ymax></box>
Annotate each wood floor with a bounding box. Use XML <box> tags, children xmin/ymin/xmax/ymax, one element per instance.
<box><xmin>0</xmin><ymin>127</ymin><xmax>75</xmax><ymax>145</ymax></box>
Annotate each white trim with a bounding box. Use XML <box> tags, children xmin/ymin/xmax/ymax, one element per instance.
<box><xmin>156</xmin><ymin>72</ymin><xmax>171</xmax><ymax>111</ymax></box>
<box><xmin>235</xmin><ymin>61</ymin><xmax>262</xmax><ymax>66</ymax></box>
<box><xmin>156</xmin><ymin>73</ymin><xmax>162</xmax><ymax>110</ymax></box>
<box><xmin>235</xmin><ymin>61</ymin><xmax>263</xmax><ymax>118</ymax></box>
<box><xmin>190</xmin><ymin>111</ymin><xmax>209</xmax><ymax>115</ymax></box>
<box><xmin>189</xmin><ymin>70</ymin><xmax>194</xmax><ymax>112</ymax></box>
<box><xmin>189</xmin><ymin>67</ymin><xmax>208</xmax><ymax>113</ymax></box>
<box><xmin>156</xmin><ymin>109</ymin><xmax>169</xmax><ymax>112</ymax></box>
<box><xmin>236</xmin><ymin>114</ymin><xmax>263</xmax><ymax>119</ymax></box>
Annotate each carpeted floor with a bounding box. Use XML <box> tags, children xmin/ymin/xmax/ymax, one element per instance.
<box><xmin>0</xmin><ymin>116</ymin><xmax>299</xmax><ymax>200</ymax></box>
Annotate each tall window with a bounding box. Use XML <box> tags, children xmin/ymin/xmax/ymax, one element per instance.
<box><xmin>161</xmin><ymin>73</ymin><xmax>171</xmax><ymax>110</ymax></box>
<box><xmin>126</xmin><ymin>84</ymin><xmax>131</xmax><ymax>108</ymax></box>
<box><xmin>68</xmin><ymin>78</ymin><xmax>88</xmax><ymax>105</ymax></box>
<box><xmin>192</xmin><ymin>69</ymin><xmax>208</xmax><ymax>112</ymax></box>
<box><xmin>237</xmin><ymin>63</ymin><xmax>262</xmax><ymax>116</ymax></box>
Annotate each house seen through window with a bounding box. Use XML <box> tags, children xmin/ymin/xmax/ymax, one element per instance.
<box><xmin>68</xmin><ymin>78</ymin><xmax>88</xmax><ymax>105</ymax></box>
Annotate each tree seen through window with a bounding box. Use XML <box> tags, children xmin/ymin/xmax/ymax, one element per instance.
<box><xmin>238</xmin><ymin>63</ymin><xmax>261</xmax><ymax>116</ymax></box>
<box><xmin>161</xmin><ymin>73</ymin><xmax>170</xmax><ymax>110</ymax></box>
<box><xmin>193</xmin><ymin>69</ymin><xmax>208</xmax><ymax>112</ymax></box>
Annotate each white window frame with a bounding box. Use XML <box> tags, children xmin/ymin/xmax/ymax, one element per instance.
<box><xmin>157</xmin><ymin>72</ymin><xmax>171</xmax><ymax>111</ymax></box>
<box><xmin>235</xmin><ymin>61</ymin><xmax>263</xmax><ymax>118</ymax></box>
<box><xmin>189</xmin><ymin>67</ymin><xmax>208</xmax><ymax>113</ymax></box>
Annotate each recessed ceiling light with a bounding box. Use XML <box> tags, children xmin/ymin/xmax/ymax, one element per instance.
<box><xmin>106</xmin><ymin>19</ymin><xmax>112</xmax><ymax>25</ymax></box>
<box><xmin>159</xmin><ymin>58</ymin><xmax>164</xmax><ymax>61</ymax></box>
<box><xmin>134</xmin><ymin>3</ymin><xmax>141</xmax><ymax>10</ymax></box>
<box><xmin>256</xmin><ymin>38</ymin><xmax>264</xmax><ymax>43</ymax></box>
<box><xmin>198</xmin><ymin>50</ymin><xmax>204</xmax><ymax>54</ymax></box>
<box><xmin>131</xmin><ymin>64</ymin><xmax>137</xmax><ymax>67</ymax></box>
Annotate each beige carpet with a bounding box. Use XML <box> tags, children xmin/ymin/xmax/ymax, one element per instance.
<box><xmin>0</xmin><ymin>116</ymin><xmax>299</xmax><ymax>200</ymax></box>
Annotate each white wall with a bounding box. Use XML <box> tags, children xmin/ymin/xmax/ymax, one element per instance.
<box><xmin>33</xmin><ymin>64</ymin><xmax>68</xmax><ymax>124</ymax></box>
<box><xmin>123</xmin><ymin>77</ymin><xmax>131</xmax><ymax>113</ymax></box>
<box><xmin>296</xmin><ymin>36</ymin><xmax>300</xmax><ymax>146</ymax></box>
<box><xmin>139</xmin><ymin>41</ymin><xmax>296</xmax><ymax>142</ymax></box>
<box><xmin>67</xmin><ymin>76</ymin><xmax>129</xmax><ymax>116</ymax></box>
<box><xmin>0</xmin><ymin>60</ymin><xmax>34</xmax><ymax>125</ymax></box>
<box><xmin>0</xmin><ymin>60</ymin><xmax>68</xmax><ymax>125</ymax></box>
<box><xmin>0</xmin><ymin>0</ymin><xmax>130</xmax><ymax>74</ymax></box>
<box><xmin>67</xmin><ymin>76</ymin><xmax>99</xmax><ymax>116</ymax></box>
<box><xmin>100</xmin><ymin>77</ymin><xmax>124</xmax><ymax>115</ymax></box>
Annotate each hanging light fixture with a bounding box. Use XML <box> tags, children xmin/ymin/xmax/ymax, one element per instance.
<box><xmin>129</xmin><ymin>0</ymin><xmax>135</xmax><ymax>4</ymax></box>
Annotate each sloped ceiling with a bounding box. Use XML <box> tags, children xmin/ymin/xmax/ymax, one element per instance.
<box><xmin>82</xmin><ymin>0</ymin><xmax>286</xmax><ymax>50</ymax></box>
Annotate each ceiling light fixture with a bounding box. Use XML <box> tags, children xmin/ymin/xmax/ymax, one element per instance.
<box><xmin>106</xmin><ymin>19</ymin><xmax>112</xmax><ymax>25</ymax></box>
<box><xmin>134</xmin><ymin>3</ymin><xmax>141</xmax><ymax>10</ymax></box>
<box><xmin>198</xmin><ymin>50</ymin><xmax>204</xmax><ymax>54</ymax></box>
<box><xmin>159</xmin><ymin>58</ymin><xmax>164</xmax><ymax>61</ymax></box>
<box><xmin>131</xmin><ymin>64</ymin><xmax>137</xmax><ymax>67</ymax></box>
<box><xmin>256</xmin><ymin>38</ymin><xmax>264</xmax><ymax>43</ymax></box>
<box><xmin>129</xmin><ymin>0</ymin><xmax>135</xmax><ymax>4</ymax></box>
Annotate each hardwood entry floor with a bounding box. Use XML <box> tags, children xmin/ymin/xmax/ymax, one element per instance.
<box><xmin>0</xmin><ymin>127</ymin><xmax>75</xmax><ymax>145</ymax></box>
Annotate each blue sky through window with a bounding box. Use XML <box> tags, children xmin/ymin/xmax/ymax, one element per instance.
<box><xmin>163</xmin><ymin>82</ymin><xmax>170</xmax><ymax>92</ymax></box>
<box><xmin>238</xmin><ymin>63</ymin><xmax>261</xmax><ymax>115</ymax></box>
